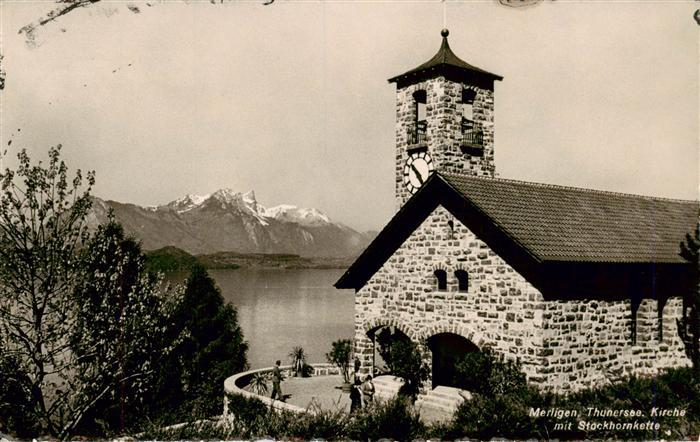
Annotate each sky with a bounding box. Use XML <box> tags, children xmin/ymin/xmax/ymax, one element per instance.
<box><xmin>1</xmin><ymin>1</ymin><xmax>698</xmax><ymax>232</ymax></box>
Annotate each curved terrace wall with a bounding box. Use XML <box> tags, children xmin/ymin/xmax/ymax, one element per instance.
<box><xmin>223</xmin><ymin>363</ymin><xmax>341</xmax><ymax>417</ymax></box>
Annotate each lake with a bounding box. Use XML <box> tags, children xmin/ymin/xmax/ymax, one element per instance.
<box><xmin>208</xmin><ymin>268</ymin><xmax>355</xmax><ymax>369</ymax></box>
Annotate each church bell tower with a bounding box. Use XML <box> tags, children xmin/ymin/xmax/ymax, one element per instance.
<box><xmin>389</xmin><ymin>29</ymin><xmax>503</xmax><ymax>209</ymax></box>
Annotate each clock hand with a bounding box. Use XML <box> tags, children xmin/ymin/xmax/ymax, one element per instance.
<box><xmin>410</xmin><ymin>163</ymin><xmax>425</xmax><ymax>185</ymax></box>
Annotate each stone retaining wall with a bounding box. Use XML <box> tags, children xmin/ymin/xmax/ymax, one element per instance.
<box><xmin>223</xmin><ymin>363</ymin><xmax>341</xmax><ymax>417</ymax></box>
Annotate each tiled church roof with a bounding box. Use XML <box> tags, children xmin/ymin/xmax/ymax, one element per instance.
<box><xmin>442</xmin><ymin>172</ymin><xmax>699</xmax><ymax>264</ymax></box>
<box><xmin>336</xmin><ymin>172</ymin><xmax>698</xmax><ymax>292</ymax></box>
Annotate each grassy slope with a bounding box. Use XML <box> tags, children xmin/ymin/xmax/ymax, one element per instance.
<box><xmin>145</xmin><ymin>246</ymin><xmax>355</xmax><ymax>273</ymax></box>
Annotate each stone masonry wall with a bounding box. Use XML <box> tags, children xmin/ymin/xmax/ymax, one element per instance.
<box><xmin>395</xmin><ymin>78</ymin><xmax>495</xmax><ymax>210</ymax></box>
<box><xmin>354</xmin><ymin>205</ymin><xmax>691</xmax><ymax>393</ymax></box>
<box><xmin>541</xmin><ymin>297</ymin><xmax>689</xmax><ymax>393</ymax></box>
<box><xmin>354</xmin><ymin>206</ymin><xmax>548</xmax><ymax>388</ymax></box>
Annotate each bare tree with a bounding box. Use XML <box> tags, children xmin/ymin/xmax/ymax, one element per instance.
<box><xmin>0</xmin><ymin>145</ymin><xmax>94</xmax><ymax>435</ymax></box>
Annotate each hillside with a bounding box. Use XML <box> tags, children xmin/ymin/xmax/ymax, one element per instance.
<box><xmin>144</xmin><ymin>247</ymin><xmax>355</xmax><ymax>272</ymax></box>
<box><xmin>87</xmin><ymin>190</ymin><xmax>374</xmax><ymax>258</ymax></box>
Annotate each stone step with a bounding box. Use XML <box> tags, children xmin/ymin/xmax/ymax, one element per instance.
<box><xmin>417</xmin><ymin>394</ymin><xmax>459</xmax><ymax>408</ymax></box>
<box><xmin>430</xmin><ymin>386</ymin><xmax>471</xmax><ymax>401</ymax></box>
<box><xmin>372</xmin><ymin>376</ymin><xmax>403</xmax><ymax>388</ymax></box>
<box><xmin>416</xmin><ymin>396</ymin><xmax>460</xmax><ymax>412</ymax></box>
<box><xmin>374</xmin><ymin>385</ymin><xmax>401</xmax><ymax>398</ymax></box>
<box><xmin>372</xmin><ymin>375</ymin><xmax>403</xmax><ymax>386</ymax></box>
<box><xmin>415</xmin><ymin>386</ymin><xmax>470</xmax><ymax>413</ymax></box>
<box><xmin>372</xmin><ymin>375</ymin><xmax>403</xmax><ymax>399</ymax></box>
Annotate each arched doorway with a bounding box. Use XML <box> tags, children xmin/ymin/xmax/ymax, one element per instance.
<box><xmin>427</xmin><ymin>333</ymin><xmax>479</xmax><ymax>388</ymax></box>
<box><xmin>367</xmin><ymin>325</ymin><xmax>411</xmax><ymax>376</ymax></box>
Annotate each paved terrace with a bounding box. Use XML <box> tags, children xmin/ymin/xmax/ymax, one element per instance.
<box><xmin>224</xmin><ymin>364</ymin><xmax>458</xmax><ymax>423</ymax></box>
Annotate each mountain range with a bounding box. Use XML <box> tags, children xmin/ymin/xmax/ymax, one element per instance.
<box><xmin>87</xmin><ymin>189</ymin><xmax>375</xmax><ymax>257</ymax></box>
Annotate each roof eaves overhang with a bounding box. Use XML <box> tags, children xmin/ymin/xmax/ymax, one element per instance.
<box><xmin>334</xmin><ymin>173</ymin><xmax>545</xmax><ymax>292</ymax></box>
<box><xmin>334</xmin><ymin>173</ymin><xmax>444</xmax><ymax>291</ymax></box>
<box><xmin>539</xmin><ymin>260</ymin><xmax>695</xmax><ymax>301</ymax></box>
<box><xmin>387</xmin><ymin>65</ymin><xmax>503</xmax><ymax>90</ymax></box>
<box><xmin>336</xmin><ymin>172</ymin><xmax>698</xmax><ymax>300</ymax></box>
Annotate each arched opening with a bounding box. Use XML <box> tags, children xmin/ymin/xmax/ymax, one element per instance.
<box><xmin>461</xmin><ymin>88</ymin><xmax>475</xmax><ymax>121</ymax></box>
<box><xmin>366</xmin><ymin>325</ymin><xmax>411</xmax><ymax>376</ymax></box>
<box><xmin>434</xmin><ymin>269</ymin><xmax>447</xmax><ymax>291</ymax></box>
<box><xmin>409</xmin><ymin>90</ymin><xmax>427</xmax><ymax>146</ymax></box>
<box><xmin>455</xmin><ymin>269</ymin><xmax>469</xmax><ymax>292</ymax></box>
<box><xmin>427</xmin><ymin>333</ymin><xmax>479</xmax><ymax>388</ymax></box>
<box><xmin>461</xmin><ymin>88</ymin><xmax>483</xmax><ymax>151</ymax></box>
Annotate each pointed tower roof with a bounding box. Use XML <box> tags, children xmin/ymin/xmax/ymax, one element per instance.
<box><xmin>388</xmin><ymin>29</ymin><xmax>503</xmax><ymax>88</ymax></box>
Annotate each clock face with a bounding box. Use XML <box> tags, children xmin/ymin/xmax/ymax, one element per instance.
<box><xmin>403</xmin><ymin>152</ymin><xmax>434</xmax><ymax>194</ymax></box>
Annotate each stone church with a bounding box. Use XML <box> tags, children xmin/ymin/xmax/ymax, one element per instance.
<box><xmin>335</xmin><ymin>29</ymin><xmax>698</xmax><ymax>393</ymax></box>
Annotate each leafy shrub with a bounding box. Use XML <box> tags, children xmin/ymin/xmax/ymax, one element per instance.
<box><xmin>326</xmin><ymin>339</ymin><xmax>353</xmax><ymax>384</ymax></box>
<box><xmin>442</xmin><ymin>366</ymin><xmax>700</xmax><ymax>441</ymax></box>
<box><xmin>453</xmin><ymin>348</ymin><xmax>493</xmax><ymax>393</ymax></box>
<box><xmin>444</xmin><ymin>349</ymin><xmax>557</xmax><ymax>440</ymax></box>
<box><xmin>347</xmin><ymin>396</ymin><xmax>425</xmax><ymax>441</ymax></box>
<box><xmin>225</xmin><ymin>393</ymin><xmax>269</xmax><ymax>431</ymax></box>
<box><xmin>301</xmin><ymin>362</ymin><xmax>315</xmax><ymax>377</ymax></box>
<box><xmin>453</xmin><ymin>346</ymin><xmax>527</xmax><ymax>396</ymax></box>
<box><xmin>139</xmin><ymin>418</ymin><xmax>240</xmax><ymax>440</ymax></box>
<box><xmin>372</xmin><ymin>328</ymin><xmax>428</xmax><ymax>400</ymax></box>
<box><xmin>223</xmin><ymin>392</ymin><xmax>429</xmax><ymax>440</ymax></box>
<box><xmin>444</xmin><ymin>386</ymin><xmax>547</xmax><ymax>440</ymax></box>
<box><xmin>280</xmin><ymin>407</ymin><xmax>348</xmax><ymax>440</ymax></box>
<box><xmin>387</xmin><ymin>340</ymin><xmax>429</xmax><ymax>401</ymax></box>
<box><xmin>374</xmin><ymin>326</ymin><xmax>410</xmax><ymax>373</ymax></box>
<box><xmin>555</xmin><ymin>367</ymin><xmax>700</xmax><ymax>440</ymax></box>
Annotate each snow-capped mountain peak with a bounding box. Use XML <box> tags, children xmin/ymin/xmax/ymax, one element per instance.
<box><xmin>242</xmin><ymin>190</ymin><xmax>256</xmax><ymax>204</ymax></box>
<box><xmin>162</xmin><ymin>189</ymin><xmax>331</xmax><ymax>227</ymax></box>
<box><xmin>166</xmin><ymin>193</ymin><xmax>210</xmax><ymax>213</ymax></box>
<box><xmin>89</xmin><ymin>192</ymin><xmax>373</xmax><ymax>257</ymax></box>
<box><xmin>265</xmin><ymin>204</ymin><xmax>331</xmax><ymax>226</ymax></box>
<box><xmin>205</xmin><ymin>188</ymin><xmax>268</xmax><ymax>224</ymax></box>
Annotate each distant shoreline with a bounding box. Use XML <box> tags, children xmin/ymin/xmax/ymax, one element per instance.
<box><xmin>145</xmin><ymin>246</ymin><xmax>355</xmax><ymax>273</ymax></box>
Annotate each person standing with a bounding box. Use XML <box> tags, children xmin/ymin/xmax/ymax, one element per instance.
<box><xmin>361</xmin><ymin>375</ymin><xmax>375</xmax><ymax>406</ymax></box>
<box><xmin>271</xmin><ymin>360</ymin><xmax>284</xmax><ymax>401</ymax></box>
<box><xmin>349</xmin><ymin>378</ymin><xmax>362</xmax><ymax>413</ymax></box>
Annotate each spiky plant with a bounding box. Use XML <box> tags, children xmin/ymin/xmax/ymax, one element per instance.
<box><xmin>289</xmin><ymin>346</ymin><xmax>307</xmax><ymax>377</ymax></box>
<box><xmin>250</xmin><ymin>372</ymin><xmax>270</xmax><ymax>396</ymax></box>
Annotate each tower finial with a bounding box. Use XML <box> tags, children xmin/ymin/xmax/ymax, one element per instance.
<box><xmin>441</xmin><ymin>28</ymin><xmax>449</xmax><ymax>38</ymax></box>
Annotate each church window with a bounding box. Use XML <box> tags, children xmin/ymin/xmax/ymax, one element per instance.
<box><xmin>415</xmin><ymin>90</ymin><xmax>427</xmax><ymax>120</ymax></box>
<box><xmin>461</xmin><ymin>89</ymin><xmax>475</xmax><ymax>121</ymax></box>
<box><xmin>434</xmin><ymin>269</ymin><xmax>447</xmax><ymax>291</ymax></box>
<box><xmin>630</xmin><ymin>297</ymin><xmax>641</xmax><ymax>345</ymax></box>
<box><xmin>461</xmin><ymin>88</ymin><xmax>483</xmax><ymax>152</ymax></box>
<box><xmin>455</xmin><ymin>270</ymin><xmax>469</xmax><ymax>292</ymax></box>
<box><xmin>409</xmin><ymin>90</ymin><xmax>427</xmax><ymax>146</ymax></box>
<box><xmin>658</xmin><ymin>298</ymin><xmax>669</xmax><ymax>342</ymax></box>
